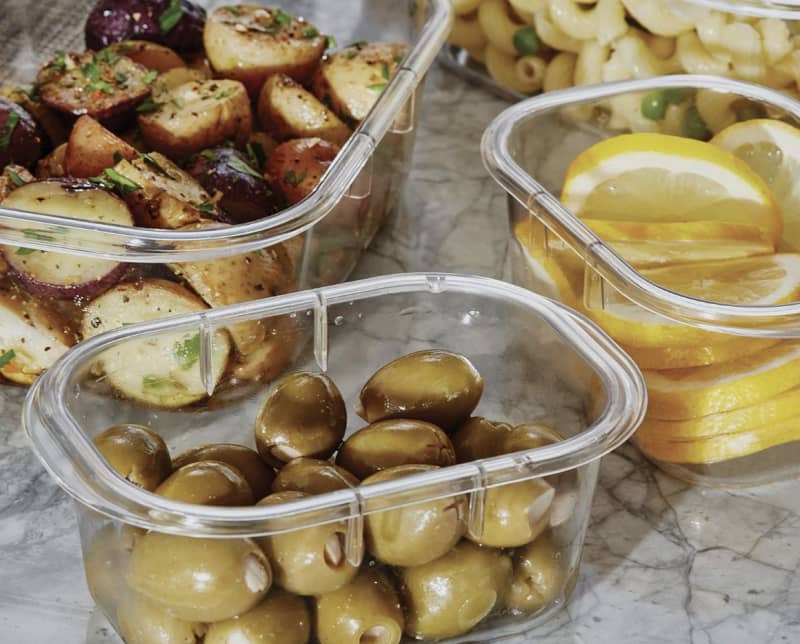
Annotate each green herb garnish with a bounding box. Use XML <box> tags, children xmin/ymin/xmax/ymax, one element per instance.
<box><xmin>114</xmin><ymin>71</ymin><xmax>128</xmax><ymax>84</ymax></box>
<box><xmin>48</xmin><ymin>51</ymin><xmax>67</xmax><ymax>72</ymax></box>
<box><xmin>197</xmin><ymin>201</ymin><xmax>216</xmax><ymax>215</ymax></box>
<box><xmin>136</xmin><ymin>97</ymin><xmax>162</xmax><ymax>113</ymax></box>
<box><xmin>215</xmin><ymin>87</ymin><xmax>236</xmax><ymax>100</ymax></box>
<box><xmin>91</xmin><ymin>168</ymin><xmax>141</xmax><ymax>196</ymax></box>
<box><xmin>82</xmin><ymin>62</ymin><xmax>101</xmax><ymax>82</ymax></box>
<box><xmin>394</xmin><ymin>53</ymin><xmax>405</xmax><ymax>65</ymax></box>
<box><xmin>273</xmin><ymin>9</ymin><xmax>291</xmax><ymax>27</ymax></box>
<box><xmin>140</xmin><ymin>152</ymin><xmax>170</xmax><ymax>176</ymax></box>
<box><xmin>303</xmin><ymin>26</ymin><xmax>319</xmax><ymax>38</ymax></box>
<box><xmin>21</xmin><ymin>229</ymin><xmax>54</xmax><ymax>242</ymax></box>
<box><xmin>227</xmin><ymin>155</ymin><xmax>263</xmax><ymax>179</ymax></box>
<box><xmin>7</xmin><ymin>169</ymin><xmax>25</xmax><ymax>187</ymax></box>
<box><xmin>200</xmin><ymin>149</ymin><xmax>219</xmax><ymax>162</ymax></box>
<box><xmin>175</xmin><ymin>333</ymin><xmax>200</xmax><ymax>370</ymax></box>
<box><xmin>142</xmin><ymin>70</ymin><xmax>159</xmax><ymax>85</ymax></box>
<box><xmin>0</xmin><ymin>350</ymin><xmax>16</xmax><ymax>368</ymax></box>
<box><xmin>246</xmin><ymin>141</ymin><xmax>266</xmax><ymax>170</ymax></box>
<box><xmin>94</xmin><ymin>49</ymin><xmax>120</xmax><ymax>65</ymax></box>
<box><xmin>159</xmin><ymin>0</ymin><xmax>184</xmax><ymax>34</ymax></box>
<box><xmin>367</xmin><ymin>82</ymin><xmax>387</xmax><ymax>92</ymax></box>
<box><xmin>381</xmin><ymin>62</ymin><xmax>390</xmax><ymax>80</ymax></box>
<box><xmin>284</xmin><ymin>169</ymin><xmax>306</xmax><ymax>187</ymax></box>
<box><xmin>15</xmin><ymin>86</ymin><xmax>40</xmax><ymax>102</ymax></box>
<box><xmin>0</xmin><ymin>112</ymin><xmax>20</xmax><ymax>150</ymax></box>
<box><xmin>326</xmin><ymin>35</ymin><xmax>337</xmax><ymax>48</ymax></box>
<box><xmin>15</xmin><ymin>247</ymin><xmax>37</xmax><ymax>256</ymax></box>
<box><xmin>142</xmin><ymin>375</ymin><xmax>167</xmax><ymax>389</ymax></box>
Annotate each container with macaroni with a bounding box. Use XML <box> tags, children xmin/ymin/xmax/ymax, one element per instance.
<box><xmin>484</xmin><ymin>74</ymin><xmax>800</xmax><ymax>487</ymax></box>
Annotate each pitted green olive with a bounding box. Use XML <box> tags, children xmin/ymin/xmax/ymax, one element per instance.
<box><xmin>83</xmin><ymin>524</ymin><xmax>139</xmax><ymax>616</ymax></box>
<box><xmin>127</xmin><ymin>534</ymin><xmax>272</xmax><ymax>622</ymax></box>
<box><xmin>503</xmin><ymin>535</ymin><xmax>565</xmax><ymax>613</ymax></box>
<box><xmin>272</xmin><ymin>458</ymin><xmax>358</xmax><ymax>495</ymax></box>
<box><xmin>155</xmin><ymin>461</ymin><xmax>254</xmax><ymax>506</ymax></box>
<box><xmin>500</xmin><ymin>424</ymin><xmax>564</xmax><ymax>455</ymax></box>
<box><xmin>256</xmin><ymin>491</ymin><xmax>361</xmax><ymax>595</ymax></box>
<box><xmin>92</xmin><ymin>424</ymin><xmax>172</xmax><ymax>491</ymax></box>
<box><xmin>204</xmin><ymin>590</ymin><xmax>311</xmax><ymax>644</ymax></box>
<box><xmin>400</xmin><ymin>540</ymin><xmax>512</xmax><ymax>640</ymax></box>
<box><xmin>314</xmin><ymin>568</ymin><xmax>404</xmax><ymax>644</ymax></box>
<box><xmin>357</xmin><ymin>350</ymin><xmax>483</xmax><ymax>431</ymax></box>
<box><xmin>451</xmin><ymin>417</ymin><xmax>513</xmax><ymax>462</ymax></box>
<box><xmin>362</xmin><ymin>465</ymin><xmax>467</xmax><ymax>566</ymax></box>
<box><xmin>117</xmin><ymin>592</ymin><xmax>205</xmax><ymax>644</ymax></box>
<box><xmin>173</xmin><ymin>444</ymin><xmax>275</xmax><ymax>499</ymax></box>
<box><xmin>255</xmin><ymin>372</ymin><xmax>347</xmax><ymax>467</ymax></box>
<box><xmin>336</xmin><ymin>419</ymin><xmax>456</xmax><ymax>480</ymax></box>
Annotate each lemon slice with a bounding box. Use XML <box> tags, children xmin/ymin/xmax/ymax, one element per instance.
<box><xmin>587</xmin><ymin>254</ymin><xmax>800</xmax><ymax>348</ymax></box>
<box><xmin>712</xmin><ymin>119</ymin><xmax>800</xmax><ymax>251</ymax></box>
<box><xmin>562</xmin><ymin>133</ymin><xmax>783</xmax><ymax>246</ymax></box>
<box><xmin>622</xmin><ymin>337</ymin><xmax>779</xmax><ymax>370</ymax></box>
<box><xmin>644</xmin><ymin>341</ymin><xmax>800</xmax><ymax>421</ymax></box>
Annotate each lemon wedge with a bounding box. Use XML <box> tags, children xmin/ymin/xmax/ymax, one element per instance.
<box><xmin>644</xmin><ymin>342</ymin><xmax>800</xmax><ymax>421</ymax></box>
<box><xmin>562</xmin><ymin>133</ymin><xmax>783</xmax><ymax>246</ymax></box>
<box><xmin>712</xmin><ymin>119</ymin><xmax>800</xmax><ymax>251</ymax></box>
<box><xmin>622</xmin><ymin>337</ymin><xmax>779</xmax><ymax>371</ymax></box>
<box><xmin>587</xmin><ymin>254</ymin><xmax>800</xmax><ymax>348</ymax></box>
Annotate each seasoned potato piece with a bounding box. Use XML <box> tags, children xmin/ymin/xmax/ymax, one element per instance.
<box><xmin>258</xmin><ymin>74</ymin><xmax>351</xmax><ymax>146</ymax></box>
<box><xmin>36</xmin><ymin>143</ymin><xmax>67</xmax><ymax>179</ymax></box>
<box><xmin>64</xmin><ymin>115</ymin><xmax>139</xmax><ymax>178</ymax></box>
<box><xmin>151</xmin><ymin>66</ymin><xmax>210</xmax><ymax>100</ymax></box>
<box><xmin>81</xmin><ymin>279</ymin><xmax>232</xmax><ymax>408</ymax></box>
<box><xmin>0</xmin><ymin>283</ymin><xmax>77</xmax><ymax>385</ymax></box>
<box><xmin>108</xmin><ymin>41</ymin><xmax>185</xmax><ymax>72</ymax></box>
<box><xmin>266</xmin><ymin>138</ymin><xmax>339</xmax><ymax>205</ymax></box>
<box><xmin>204</xmin><ymin>5</ymin><xmax>327</xmax><ymax>96</ymax></box>
<box><xmin>0</xmin><ymin>165</ymin><xmax>34</xmax><ymax>201</ymax></box>
<box><xmin>37</xmin><ymin>50</ymin><xmax>154</xmax><ymax>127</ymax></box>
<box><xmin>0</xmin><ymin>99</ymin><xmax>45</xmax><ymax>170</ymax></box>
<box><xmin>111</xmin><ymin>152</ymin><xmax>219</xmax><ymax>228</ymax></box>
<box><xmin>0</xmin><ymin>85</ymin><xmax>70</xmax><ymax>149</ymax></box>
<box><xmin>138</xmin><ymin>79</ymin><xmax>252</xmax><ymax>159</ymax></box>
<box><xmin>312</xmin><ymin>42</ymin><xmax>409</xmax><ymax>125</ymax></box>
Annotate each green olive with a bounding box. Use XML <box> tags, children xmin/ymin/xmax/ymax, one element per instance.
<box><xmin>357</xmin><ymin>350</ymin><xmax>483</xmax><ymax>431</ymax></box>
<box><xmin>451</xmin><ymin>417</ymin><xmax>513</xmax><ymax>462</ymax></box>
<box><xmin>362</xmin><ymin>465</ymin><xmax>467</xmax><ymax>566</ymax></box>
<box><xmin>83</xmin><ymin>525</ymin><xmax>139</xmax><ymax>616</ymax></box>
<box><xmin>272</xmin><ymin>458</ymin><xmax>358</xmax><ymax>495</ymax></box>
<box><xmin>155</xmin><ymin>461</ymin><xmax>254</xmax><ymax>506</ymax></box>
<box><xmin>173</xmin><ymin>444</ymin><xmax>275</xmax><ymax>499</ymax></box>
<box><xmin>117</xmin><ymin>592</ymin><xmax>205</xmax><ymax>644</ymax></box>
<box><xmin>255</xmin><ymin>372</ymin><xmax>347</xmax><ymax>467</ymax></box>
<box><xmin>92</xmin><ymin>424</ymin><xmax>172</xmax><ymax>491</ymax></box>
<box><xmin>204</xmin><ymin>590</ymin><xmax>310</xmax><ymax>644</ymax></box>
<box><xmin>257</xmin><ymin>491</ymin><xmax>361</xmax><ymax>595</ymax></box>
<box><xmin>336</xmin><ymin>419</ymin><xmax>456</xmax><ymax>480</ymax></box>
<box><xmin>500</xmin><ymin>424</ymin><xmax>564</xmax><ymax>455</ymax></box>
<box><xmin>400</xmin><ymin>541</ymin><xmax>511</xmax><ymax>640</ymax></box>
<box><xmin>314</xmin><ymin>568</ymin><xmax>404</xmax><ymax>644</ymax></box>
<box><xmin>502</xmin><ymin>535</ymin><xmax>565</xmax><ymax>613</ymax></box>
<box><xmin>127</xmin><ymin>534</ymin><xmax>272</xmax><ymax>622</ymax></box>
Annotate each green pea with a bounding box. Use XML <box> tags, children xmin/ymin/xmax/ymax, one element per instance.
<box><xmin>663</xmin><ymin>89</ymin><xmax>689</xmax><ymax>105</ymax></box>
<box><xmin>641</xmin><ymin>91</ymin><xmax>667</xmax><ymax>121</ymax></box>
<box><xmin>683</xmin><ymin>106</ymin><xmax>711</xmax><ymax>140</ymax></box>
<box><xmin>513</xmin><ymin>27</ymin><xmax>541</xmax><ymax>56</ymax></box>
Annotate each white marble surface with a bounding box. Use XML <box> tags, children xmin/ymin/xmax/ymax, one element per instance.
<box><xmin>2</xmin><ymin>64</ymin><xmax>800</xmax><ymax>644</ymax></box>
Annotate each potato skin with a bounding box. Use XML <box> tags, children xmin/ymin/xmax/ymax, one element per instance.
<box><xmin>64</xmin><ymin>115</ymin><xmax>139</xmax><ymax>178</ymax></box>
<box><xmin>0</xmin><ymin>85</ymin><xmax>70</xmax><ymax>150</ymax></box>
<box><xmin>0</xmin><ymin>99</ymin><xmax>45</xmax><ymax>170</ymax></box>
<box><xmin>108</xmin><ymin>40</ymin><xmax>186</xmax><ymax>72</ymax></box>
<box><xmin>266</xmin><ymin>137</ymin><xmax>339</xmax><ymax>205</ymax></box>
<box><xmin>36</xmin><ymin>143</ymin><xmax>67</xmax><ymax>179</ymax></box>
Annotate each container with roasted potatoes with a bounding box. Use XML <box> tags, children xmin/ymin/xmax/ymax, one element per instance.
<box><xmin>24</xmin><ymin>272</ymin><xmax>645</xmax><ymax>642</ymax></box>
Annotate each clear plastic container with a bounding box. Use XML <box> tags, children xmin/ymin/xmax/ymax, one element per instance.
<box><xmin>483</xmin><ymin>74</ymin><xmax>800</xmax><ymax>487</ymax></box>
<box><xmin>0</xmin><ymin>0</ymin><xmax>451</xmax><ymax>386</ymax></box>
<box><xmin>23</xmin><ymin>272</ymin><xmax>645</xmax><ymax>643</ymax></box>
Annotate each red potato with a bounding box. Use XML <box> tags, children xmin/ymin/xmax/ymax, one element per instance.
<box><xmin>0</xmin><ymin>85</ymin><xmax>70</xmax><ymax>150</ymax></box>
<box><xmin>36</xmin><ymin>143</ymin><xmax>68</xmax><ymax>179</ymax></box>
<box><xmin>0</xmin><ymin>99</ymin><xmax>45</xmax><ymax>170</ymax></box>
<box><xmin>64</xmin><ymin>115</ymin><xmax>139</xmax><ymax>178</ymax></box>
<box><xmin>108</xmin><ymin>40</ymin><xmax>185</xmax><ymax>72</ymax></box>
<box><xmin>266</xmin><ymin>138</ymin><xmax>339</xmax><ymax>205</ymax></box>
<box><xmin>1</xmin><ymin>181</ymin><xmax>133</xmax><ymax>300</ymax></box>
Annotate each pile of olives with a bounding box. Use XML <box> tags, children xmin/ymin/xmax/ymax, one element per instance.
<box><xmin>88</xmin><ymin>349</ymin><xmax>572</xmax><ymax>643</ymax></box>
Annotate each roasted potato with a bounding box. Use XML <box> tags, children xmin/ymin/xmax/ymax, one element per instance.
<box><xmin>85</xmin><ymin>0</ymin><xmax>206</xmax><ymax>54</ymax></box>
<box><xmin>0</xmin><ymin>164</ymin><xmax>34</xmax><ymax>201</ymax></box>
<box><xmin>258</xmin><ymin>74</ymin><xmax>351</xmax><ymax>146</ymax></box>
<box><xmin>138</xmin><ymin>79</ymin><xmax>252</xmax><ymax>159</ymax></box>
<box><xmin>185</xmin><ymin>147</ymin><xmax>274</xmax><ymax>223</ymax></box>
<box><xmin>312</xmin><ymin>42</ymin><xmax>409</xmax><ymax>125</ymax></box>
<box><xmin>81</xmin><ymin>279</ymin><xmax>232</xmax><ymax>408</ymax></box>
<box><xmin>36</xmin><ymin>143</ymin><xmax>67</xmax><ymax>179</ymax></box>
<box><xmin>0</xmin><ymin>99</ymin><xmax>45</xmax><ymax>170</ymax></box>
<box><xmin>151</xmin><ymin>66</ymin><xmax>210</xmax><ymax>99</ymax></box>
<box><xmin>64</xmin><ymin>115</ymin><xmax>139</xmax><ymax>178</ymax></box>
<box><xmin>108</xmin><ymin>40</ymin><xmax>185</xmax><ymax>72</ymax></box>
<box><xmin>0</xmin><ymin>85</ymin><xmax>70</xmax><ymax>149</ymax></box>
<box><xmin>36</xmin><ymin>50</ymin><xmax>154</xmax><ymax>128</ymax></box>
<box><xmin>204</xmin><ymin>5</ymin><xmax>327</xmax><ymax>97</ymax></box>
<box><xmin>266</xmin><ymin>137</ymin><xmax>339</xmax><ymax>205</ymax></box>
<box><xmin>247</xmin><ymin>131</ymin><xmax>279</xmax><ymax>169</ymax></box>
<box><xmin>110</xmin><ymin>151</ymin><xmax>220</xmax><ymax>228</ymax></box>
<box><xmin>1</xmin><ymin>181</ymin><xmax>132</xmax><ymax>300</ymax></box>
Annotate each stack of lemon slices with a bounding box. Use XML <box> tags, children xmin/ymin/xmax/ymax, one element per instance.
<box><xmin>515</xmin><ymin>121</ymin><xmax>800</xmax><ymax>466</ymax></box>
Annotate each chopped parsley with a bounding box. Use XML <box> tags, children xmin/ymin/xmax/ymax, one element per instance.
<box><xmin>326</xmin><ymin>35</ymin><xmax>337</xmax><ymax>48</ymax></box>
<box><xmin>81</xmin><ymin>62</ymin><xmax>101</xmax><ymax>82</ymax></box>
<box><xmin>142</xmin><ymin>70</ymin><xmax>159</xmax><ymax>85</ymax></box>
<box><xmin>200</xmin><ymin>149</ymin><xmax>219</xmax><ymax>162</ymax></box>
<box><xmin>0</xmin><ymin>112</ymin><xmax>20</xmax><ymax>150</ymax></box>
<box><xmin>94</xmin><ymin>49</ymin><xmax>120</xmax><ymax>65</ymax></box>
<box><xmin>227</xmin><ymin>155</ymin><xmax>263</xmax><ymax>179</ymax></box>
<box><xmin>215</xmin><ymin>87</ymin><xmax>236</xmax><ymax>100</ymax></box>
<box><xmin>15</xmin><ymin>86</ymin><xmax>40</xmax><ymax>102</ymax></box>
<box><xmin>7</xmin><ymin>170</ymin><xmax>25</xmax><ymax>187</ymax></box>
<box><xmin>303</xmin><ymin>26</ymin><xmax>319</xmax><ymax>38</ymax></box>
<box><xmin>142</xmin><ymin>375</ymin><xmax>167</xmax><ymax>389</ymax></box>
<box><xmin>115</xmin><ymin>71</ymin><xmax>128</xmax><ymax>84</ymax></box>
<box><xmin>91</xmin><ymin>168</ymin><xmax>141</xmax><ymax>196</ymax></box>
<box><xmin>136</xmin><ymin>97</ymin><xmax>162</xmax><ymax>113</ymax></box>
<box><xmin>197</xmin><ymin>201</ymin><xmax>216</xmax><ymax>215</ymax></box>
<box><xmin>0</xmin><ymin>350</ymin><xmax>16</xmax><ymax>368</ymax></box>
<box><xmin>15</xmin><ymin>247</ymin><xmax>37</xmax><ymax>256</ymax></box>
<box><xmin>367</xmin><ymin>82</ymin><xmax>387</xmax><ymax>92</ymax></box>
<box><xmin>141</xmin><ymin>152</ymin><xmax>170</xmax><ymax>176</ymax></box>
<box><xmin>381</xmin><ymin>62</ymin><xmax>390</xmax><ymax>80</ymax></box>
<box><xmin>394</xmin><ymin>53</ymin><xmax>405</xmax><ymax>65</ymax></box>
<box><xmin>48</xmin><ymin>50</ymin><xmax>67</xmax><ymax>73</ymax></box>
<box><xmin>246</xmin><ymin>141</ymin><xmax>266</xmax><ymax>170</ymax></box>
<box><xmin>273</xmin><ymin>9</ymin><xmax>291</xmax><ymax>27</ymax></box>
<box><xmin>159</xmin><ymin>0</ymin><xmax>184</xmax><ymax>34</ymax></box>
<box><xmin>174</xmin><ymin>333</ymin><xmax>200</xmax><ymax>370</ymax></box>
<box><xmin>284</xmin><ymin>169</ymin><xmax>306</xmax><ymax>187</ymax></box>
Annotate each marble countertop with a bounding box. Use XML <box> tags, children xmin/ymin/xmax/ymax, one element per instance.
<box><xmin>2</xmin><ymin>65</ymin><xmax>800</xmax><ymax>644</ymax></box>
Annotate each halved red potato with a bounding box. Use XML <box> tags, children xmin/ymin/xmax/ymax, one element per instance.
<box><xmin>266</xmin><ymin>137</ymin><xmax>339</xmax><ymax>205</ymax></box>
<box><xmin>0</xmin><ymin>85</ymin><xmax>70</xmax><ymax>150</ymax></box>
<box><xmin>1</xmin><ymin>181</ymin><xmax>132</xmax><ymax>299</ymax></box>
<box><xmin>110</xmin><ymin>152</ymin><xmax>220</xmax><ymax>228</ymax></box>
<box><xmin>203</xmin><ymin>5</ymin><xmax>327</xmax><ymax>97</ymax></box>
<box><xmin>0</xmin><ymin>282</ymin><xmax>77</xmax><ymax>385</ymax></box>
<box><xmin>108</xmin><ymin>41</ymin><xmax>185</xmax><ymax>72</ymax></box>
<box><xmin>36</xmin><ymin>51</ymin><xmax>154</xmax><ymax>127</ymax></box>
<box><xmin>0</xmin><ymin>164</ymin><xmax>34</xmax><ymax>201</ymax></box>
<box><xmin>138</xmin><ymin>79</ymin><xmax>252</xmax><ymax>159</ymax></box>
<box><xmin>0</xmin><ymin>99</ymin><xmax>45</xmax><ymax>170</ymax></box>
<box><xmin>312</xmin><ymin>42</ymin><xmax>409</xmax><ymax>125</ymax></box>
<box><xmin>64</xmin><ymin>115</ymin><xmax>139</xmax><ymax>178</ymax></box>
<box><xmin>151</xmin><ymin>66</ymin><xmax>211</xmax><ymax>100</ymax></box>
<box><xmin>36</xmin><ymin>143</ymin><xmax>68</xmax><ymax>179</ymax></box>
<box><xmin>81</xmin><ymin>279</ymin><xmax>232</xmax><ymax>408</ymax></box>
<box><xmin>258</xmin><ymin>74</ymin><xmax>351</xmax><ymax>146</ymax></box>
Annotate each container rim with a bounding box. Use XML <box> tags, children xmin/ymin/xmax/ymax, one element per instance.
<box><xmin>482</xmin><ymin>74</ymin><xmax>800</xmax><ymax>338</ymax></box>
<box><xmin>0</xmin><ymin>0</ymin><xmax>454</xmax><ymax>263</ymax></box>
<box><xmin>679</xmin><ymin>0</ymin><xmax>800</xmax><ymax>18</ymax></box>
<box><xmin>23</xmin><ymin>272</ymin><xmax>646</xmax><ymax>537</ymax></box>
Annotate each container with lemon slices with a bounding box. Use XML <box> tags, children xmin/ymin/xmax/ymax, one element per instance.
<box><xmin>484</xmin><ymin>75</ymin><xmax>800</xmax><ymax>487</ymax></box>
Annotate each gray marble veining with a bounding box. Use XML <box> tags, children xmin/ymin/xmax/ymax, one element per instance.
<box><xmin>1</xmin><ymin>65</ymin><xmax>799</xmax><ymax>643</ymax></box>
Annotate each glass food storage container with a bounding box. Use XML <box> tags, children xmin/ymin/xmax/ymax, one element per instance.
<box><xmin>483</xmin><ymin>74</ymin><xmax>800</xmax><ymax>487</ymax></box>
<box><xmin>24</xmin><ymin>272</ymin><xmax>645</xmax><ymax>644</ymax></box>
<box><xmin>0</xmin><ymin>0</ymin><xmax>451</xmax><ymax>389</ymax></box>
<box><xmin>441</xmin><ymin>0</ymin><xmax>800</xmax><ymax>101</ymax></box>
